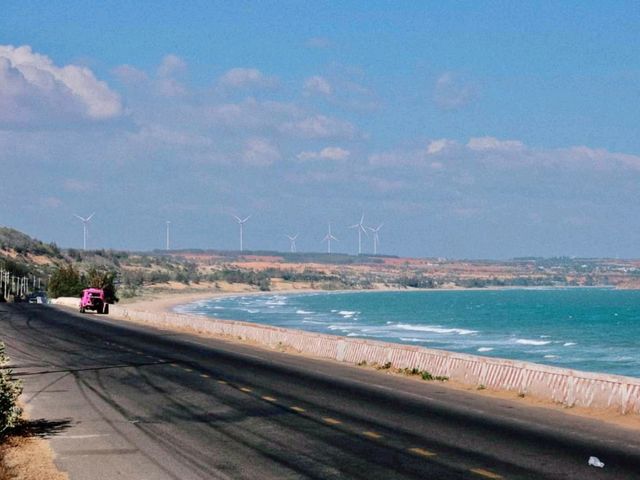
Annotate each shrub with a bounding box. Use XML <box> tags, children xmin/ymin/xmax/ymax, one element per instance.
<box><xmin>0</xmin><ymin>342</ymin><xmax>22</xmax><ymax>435</ymax></box>
<box><xmin>48</xmin><ymin>264</ymin><xmax>84</xmax><ymax>298</ymax></box>
<box><xmin>421</xmin><ymin>371</ymin><xmax>434</xmax><ymax>381</ymax></box>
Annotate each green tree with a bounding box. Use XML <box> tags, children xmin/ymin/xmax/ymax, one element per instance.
<box><xmin>47</xmin><ymin>264</ymin><xmax>85</xmax><ymax>298</ymax></box>
<box><xmin>0</xmin><ymin>342</ymin><xmax>22</xmax><ymax>435</ymax></box>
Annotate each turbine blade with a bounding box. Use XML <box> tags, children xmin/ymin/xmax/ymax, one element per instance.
<box><xmin>242</xmin><ymin>215</ymin><xmax>251</xmax><ymax>223</ymax></box>
<box><xmin>232</xmin><ymin>215</ymin><xmax>242</xmax><ymax>222</ymax></box>
<box><xmin>73</xmin><ymin>214</ymin><xmax>85</xmax><ymax>221</ymax></box>
<box><xmin>86</xmin><ymin>212</ymin><xmax>95</xmax><ymax>221</ymax></box>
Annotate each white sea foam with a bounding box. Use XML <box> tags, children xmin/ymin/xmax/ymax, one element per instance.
<box><xmin>516</xmin><ymin>339</ymin><xmax>551</xmax><ymax>346</ymax></box>
<box><xmin>265</xmin><ymin>296</ymin><xmax>287</xmax><ymax>306</ymax></box>
<box><xmin>246</xmin><ymin>309</ymin><xmax>259</xmax><ymax>314</ymax></box>
<box><xmin>328</xmin><ymin>324</ymin><xmax>357</xmax><ymax>331</ymax></box>
<box><xmin>399</xmin><ymin>337</ymin><xmax>429</xmax><ymax>343</ymax></box>
<box><xmin>477</xmin><ymin>347</ymin><xmax>494</xmax><ymax>352</ymax></box>
<box><xmin>544</xmin><ymin>355</ymin><xmax>559</xmax><ymax>359</ymax></box>
<box><xmin>563</xmin><ymin>342</ymin><xmax>576</xmax><ymax>347</ymax></box>
<box><xmin>339</xmin><ymin>310</ymin><xmax>358</xmax><ymax>316</ymax></box>
<box><xmin>296</xmin><ymin>310</ymin><xmax>313</xmax><ymax>315</ymax></box>
<box><xmin>395</xmin><ymin>324</ymin><xmax>478</xmax><ymax>335</ymax></box>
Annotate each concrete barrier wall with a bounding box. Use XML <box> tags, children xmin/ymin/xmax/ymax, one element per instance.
<box><xmin>52</xmin><ymin>297</ymin><xmax>640</xmax><ymax>414</ymax></box>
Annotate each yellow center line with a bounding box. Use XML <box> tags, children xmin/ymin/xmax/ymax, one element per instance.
<box><xmin>290</xmin><ymin>406</ymin><xmax>306</xmax><ymax>413</ymax></box>
<box><xmin>362</xmin><ymin>431</ymin><xmax>382</xmax><ymax>439</ymax></box>
<box><xmin>182</xmin><ymin>368</ymin><xmax>193</xmax><ymax>372</ymax></box>
<box><xmin>408</xmin><ymin>447</ymin><xmax>437</xmax><ymax>458</ymax></box>
<box><xmin>170</xmin><ymin>363</ymin><xmax>179</xmax><ymax>368</ymax></box>
<box><xmin>322</xmin><ymin>417</ymin><xmax>341</xmax><ymax>425</ymax></box>
<box><xmin>217</xmin><ymin>380</ymin><xmax>228</xmax><ymax>384</ymax></box>
<box><xmin>470</xmin><ymin>468</ymin><xmax>503</xmax><ymax>479</ymax></box>
<box><xmin>200</xmin><ymin>374</ymin><xmax>210</xmax><ymax>378</ymax></box>
<box><xmin>240</xmin><ymin>387</ymin><xmax>252</xmax><ymax>393</ymax></box>
<box><xmin>261</xmin><ymin>396</ymin><xmax>277</xmax><ymax>402</ymax></box>
<box><xmin>136</xmin><ymin>351</ymin><xmax>143</xmax><ymax>355</ymax></box>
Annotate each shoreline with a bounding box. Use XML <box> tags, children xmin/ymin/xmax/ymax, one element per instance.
<box><xmin>122</xmin><ymin>284</ymin><xmax>625</xmax><ymax>315</ymax></box>
<box><xmin>112</xmin><ymin>286</ymin><xmax>640</xmax><ymax>432</ymax></box>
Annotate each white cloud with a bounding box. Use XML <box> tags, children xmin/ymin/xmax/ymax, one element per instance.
<box><xmin>128</xmin><ymin>124</ymin><xmax>213</xmax><ymax>148</ymax></box>
<box><xmin>303</xmin><ymin>76</ymin><xmax>333</xmax><ymax>96</ymax></box>
<box><xmin>154</xmin><ymin>55</ymin><xmax>188</xmax><ymax>97</ymax></box>
<box><xmin>112</xmin><ymin>64</ymin><xmax>148</xmax><ymax>85</ymax></box>
<box><xmin>156</xmin><ymin>77</ymin><xmax>188</xmax><ymax>97</ymax></box>
<box><xmin>434</xmin><ymin>72</ymin><xmax>477</xmax><ymax>111</ymax></box>
<box><xmin>218</xmin><ymin>68</ymin><xmax>278</xmax><ymax>89</ymax></box>
<box><xmin>559</xmin><ymin>146</ymin><xmax>640</xmax><ymax>171</ymax></box>
<box><xmin>297</xmin><ymin>146</ymin><xmax>350</xmax><ymax>161</ymax></box>
<box><xmin>205</xmin><ymin>97</ymin><xmax>301</xmax><ymax>130</ymax></box>
<box><xmin>280</xmin><ymin>114</ymin><xmax>357</xmax><ymax>139</ymax></box>
<box><xmin>427</xmin><ymin>139</ymin><xmax>457</xmax><ymax>155</ymax></box>
<box><xmin>242</xmin><ymin>138</ymin><xmax>281</xmax><ymax>166</ymax></box>
<box><xmin>157</xmin><ymin>54</ymin><xmax>186</xmax><ymax>78</ymax></box>
<box><xmin>467</xmin><ymin>136</ymin><xmax>525</xmax><ymax>152</ymax></box>
<box><xmin>0</xmin><ymin>44</ymin><xmax>122</xmax><ymax>123</ymax></box>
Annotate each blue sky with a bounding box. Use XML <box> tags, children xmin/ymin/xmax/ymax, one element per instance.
<box><xmin>1</xmin><ymin>1</ymin><xmax>639</xmax><ymax>258</ymax></box>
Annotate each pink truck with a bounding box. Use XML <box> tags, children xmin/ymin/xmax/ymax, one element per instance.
<box><xmin>79</xmin><ymin>288</ymin><xmax>109</xmax><ymax>314</ymax></box>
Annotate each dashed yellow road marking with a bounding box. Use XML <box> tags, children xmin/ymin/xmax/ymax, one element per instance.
<box><xmin>217</xmin><ymin>380</ymin><xmax>228</xmax><ymax>384</ymax></box>
<box><xmin>182</xmin><ymin>368</ymin><xmax>193</xmax><ymax>372</ymax></box>
<box><xmin>136</xmin><ymin>351</ymin><xmax>143</xmax><ymax>355</ymax></box>
<box><xmin>470</xmin><ymin>468</ymin><xmax>503</xmax><ymax>479</ymax></box>
<box><xmin>200</xmin><ymin>374</ymin><xmax>210</xmax><ymax>378</ymax></box>
<box><xmin>322</xmin><ymin>417</ymin><xmax>341</xmax><ymax>425</ymax></box>
<box><xmin>240</xmin><ymin>387</ymin><xmax>252</xmax><ymax>393</ymax></box>
<box><xmin>362</xmin><ymin>431</ymin><xmax>382</xmax><ymax>439</ymax></box>
<box><xmin>261</xmin><ymin>396</ymin><xmax>277</xmax><ymax>402</ymax></box>
<box><xmin>408</xmin><ymin>447</ymin><xmax>437</xmax><ymax>457</ymax></box>
<box><xmin>170</xmin><ymin>363</ymin><xmax>179</xmax><ymax>368</ymax></box>
<box><xmin>290</xmin><ymin>406</ymin><xmax>305</xmax><ymax>413</ymax></box>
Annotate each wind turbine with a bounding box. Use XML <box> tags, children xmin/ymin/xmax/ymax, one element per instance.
<box><xmin>322</xmin><ymin>223</ymin><xmax>338</xmax><ymax>254</ymax></box>
<box><xmin>348</xmin><ymin>213</ymin><xmax>368</xmax><ymax>255</ymax></box>
<box><xmin>233</xmin><ymin>215</ymin><xmax>251</xmax><ymax>252</ymax></box>
<box><xmin>367</xmin><ymin>223</ymin><xmax>383</xmax><ymax>255</ymax></box>
<box><xmin>285</xmin><ymin>234</ymin><xmax>299</xmax><ymax>253</ymax></box>
<box><xmin>165</xmin><ymin>221</ymin><xmax>171</xmax><ymax>250</ymax></box>
<box><xmin>73</xmin><ymin>212</ymin><xmax>95</xmax><ymax>250</ymax></box>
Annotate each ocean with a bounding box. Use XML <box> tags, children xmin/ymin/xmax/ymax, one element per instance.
<box><xmin>174</xmin><ymin>288</ymin><xmax>640</xmax><ymax>378</ymax></box>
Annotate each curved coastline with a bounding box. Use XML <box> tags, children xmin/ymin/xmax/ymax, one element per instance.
<box><xmin>163</xmin><ymin>287</ymin><xmax>640</xmax><ymax>380</ymax></box>
<box><xmin>54</xmin><ymin>293</ymin><xmax>640</xmax><ymax>428</ymax></box>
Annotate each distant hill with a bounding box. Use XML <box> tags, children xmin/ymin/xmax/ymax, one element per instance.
<box><xmin>0</xmin><ymin>227</ymin><xmax>63</xmax><ymax>259</ymax></box>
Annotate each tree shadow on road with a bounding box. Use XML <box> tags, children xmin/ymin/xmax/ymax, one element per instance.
<box><xmin>8</xmin><ymin>417</ymin><xmax>73</xmax><ymax>439</ymax></box>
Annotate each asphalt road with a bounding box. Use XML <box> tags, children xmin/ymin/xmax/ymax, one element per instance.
<box><xmin>2</xmin><ymin>303</ymin><xmax>640</xmax><ymax>479</ymax></box>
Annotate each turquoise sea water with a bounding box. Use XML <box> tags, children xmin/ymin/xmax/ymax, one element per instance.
<box><xmin>174</xmin><ymin>288</ymin><xmax>640</xmax><ymax>378</ymax></box>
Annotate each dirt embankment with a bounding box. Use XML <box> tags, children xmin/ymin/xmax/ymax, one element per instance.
<box><xmin>0</xmin><ymin>406</ymin><xmax>69</xmax><ymax>480</ymax></box>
